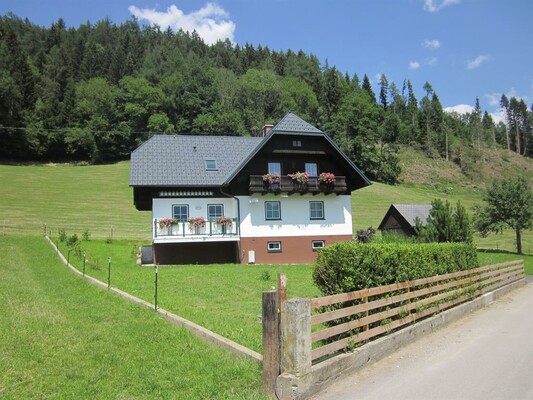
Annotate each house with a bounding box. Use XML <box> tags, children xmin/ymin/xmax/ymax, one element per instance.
<box><xmin>377</xmin><ymin>204</ymin><xmax>432</xmax><ymax>237</ymax></box>
<box><xmin>130</xmin><ymin>113</ymin><xmax>371</xmax><ymax>265</ymax></box>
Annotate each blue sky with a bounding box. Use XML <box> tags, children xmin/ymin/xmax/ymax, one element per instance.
<box><xmin>2</xmin><ymin>0</ymin><xmax>532</xmax><ymax>121</ymax></box>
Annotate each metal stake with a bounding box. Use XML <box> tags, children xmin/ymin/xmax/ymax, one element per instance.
<box><xmin>154</xmin><ymin>265</ymin><xmax>159</xmax><ymax>311</ymax></box>
<box><xmin>107</xmin><ymin>257</ymin><xmax>111</xmax><ymax>289</ymax></box>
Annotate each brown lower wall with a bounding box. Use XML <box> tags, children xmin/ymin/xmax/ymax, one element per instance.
<box><xmin>240</xmin><ymin>235</ymin><xmax>352</xmax><ymax>264</ymax></box>
<box><xmin>153</xmin><ymin>241</ymin><xmax>239</xmax><ymax>265</ymax></box>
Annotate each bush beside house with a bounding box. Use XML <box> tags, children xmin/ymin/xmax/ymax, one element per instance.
<box><xmin>313</xmin><ymin>241</ymin><xmax>479</xmax><ymax>295</ymax></box>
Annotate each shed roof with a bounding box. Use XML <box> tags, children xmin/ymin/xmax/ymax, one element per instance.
<box><xmin>378</xmin><ymin>204</ymin><xmax>432</xmax><ymax>230</ymax></box>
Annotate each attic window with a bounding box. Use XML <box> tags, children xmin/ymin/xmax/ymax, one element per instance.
<box><xmin>205</xmin><ymin>160</ymin><xmax>218</xmax><ymax>171</ymax></box>
<box><xmin>292</xmin><ymin>140</ymin><xmax>302</xmax><ymax>147</ymax></box>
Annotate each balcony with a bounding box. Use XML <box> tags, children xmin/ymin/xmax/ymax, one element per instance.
<box><xmin>249</xmin><ymin>175</ymin><xmax>347</xmax><ymax>195</ymax></box>
<box><xmin>153</xmin><ymin>218</ymin><xmax>239</xmax><ymax>243</ymax></box>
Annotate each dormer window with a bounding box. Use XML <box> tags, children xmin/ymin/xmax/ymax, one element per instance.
<box><xmin>205</xmin><ymin>160</ymin><xmax>217</xmax><ymax>171</ymax></box>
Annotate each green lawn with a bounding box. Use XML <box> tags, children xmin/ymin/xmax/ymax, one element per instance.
<box><xmin>2</xmin><ymin>161</ymin><xmax>531</xmax><ymax>254</ymax></box>
<box><xmin>0</xmin><ymin>236</ymin><xmax>266</xmax><ymax>400</ymax></box>
<box><xmin>57</xmin><ymin>239</ymin><xmax>319</xmax><ymax>354</ymax></box>
<box><xmin>55</xmin><ymin>237</ymin><xmax>532</xmax><ymax>357</ymax></box>
<box><xmin>0</xmin><ymin>162</ymin><xmax>150</xmax><ymax>239</ymax></box>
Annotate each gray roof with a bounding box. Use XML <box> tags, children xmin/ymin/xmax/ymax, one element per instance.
<box><xmin>130</xmin><ymin>135</ymin><xmax>262</xmax><ymax>186</ymax></box>
<box><xmin>270</xmin><ymin>112</ymin><xmax>323</xmax><ymax>134</ymax></box>
<box><xmin>130</xmin><ymin>112</ymin><xmax>371</xmax><ymax>189</ymax></box>
<box><xmin>392</xmin><ymin>204</ymin><xmax>432</xmax><ymax>227</ymax></box>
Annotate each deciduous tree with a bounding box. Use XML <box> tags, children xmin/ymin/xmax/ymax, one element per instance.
<box><xmin>473</xmin><ymin>176</ymin><xmax>533</xmax><ymax>254</ymax></box>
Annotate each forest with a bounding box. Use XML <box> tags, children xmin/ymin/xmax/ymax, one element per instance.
<box><xmin>1</xmin><ymin>14</ymin><xmax>532</xmax><ymax>183</ymax></box>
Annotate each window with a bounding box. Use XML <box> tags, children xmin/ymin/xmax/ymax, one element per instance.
<box><xmin>267</xmin><ymin>241</ymin><xmax>282</xmax><ymax>253</ymax></box>
<box><xmin>205</xmin><ymin>160</ymin><xmax>217</xmax><ymax>170</ymax></box>
<box><xmin>265</xmin><ymin>201</ymin><xmax>281</xmax><ymax>220</ymax></box>
<box><xmin>268</xmin><ymin>162</ymin><xmax>281</xmax><ymax>175</ymax></box>
<box><xmin>305</xmin><ymin>163</ymin><xmax>318</xmax><ymax>177</ymax></box>
<box><xmin>310</xmin><ymin>201</ymin><xmax>324</xmax><ymax>220</ymax></box>
<box><xmin>292</xmin><ymin>140</ymin><xmax>302</xmax><ymax>147</ymax></box>
<box><xmin>312</xmin><ymin>240</ymin><xmax>325</xmax><ymax>251</ymax></box>
<box><xmin>208</xmin><ymin>204</ymin><xmax>224</xmax><ymax>220</ymax></box>
<box><xmin>172</xmin><ymin>204</ymin><xmax>189</xmax><ymax>222</ymax></box>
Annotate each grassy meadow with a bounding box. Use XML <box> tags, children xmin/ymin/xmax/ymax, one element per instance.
<box><xmin>0</xmin><ymin>161</ymin><xmax>150</xmax><ymax>239</ymax></box>
<box><xmin>0</xmin><ymin>236</ymin><xmax>266</xmax><ymax>400</ymax></box>
<box><xmin>1</xmin><ymin>161</ymin><xmax>531</xmax><ymax>252</ymax></box>
<box><xmin>1</xmin><ymin>160</ymin><xmax>532</xmax><ymax>398</ymax></box>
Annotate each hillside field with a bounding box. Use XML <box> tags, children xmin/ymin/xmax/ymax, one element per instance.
<box><xmin>0</xmin><ymin>236</ymin><xmax>266</xmax><ymax>399</ymax></box>
<box><xmin>1</xmin><ymin>160</ymin><xmax>531</xmax><ymax>253</ymax></box>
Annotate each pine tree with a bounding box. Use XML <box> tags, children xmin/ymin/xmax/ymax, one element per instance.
<box><xmin>378</xmin><ymin>74</ymin><xmax>389</xmax><ymax>109</ymax></box>
<box><xmin>361</xmin><ymin>74</ymin><xmax>376</xmax><ymax>103</ymax></box>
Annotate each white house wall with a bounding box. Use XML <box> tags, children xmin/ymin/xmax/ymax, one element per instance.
<box><xmin>153</xmin><ymin>197</ymin><xmax>237</xmax><ymax>220</ymax></box>
<box><xmin>237</xmin><ymin>194</ymin><xmax>353</xmax><ymax>238</ymax></box>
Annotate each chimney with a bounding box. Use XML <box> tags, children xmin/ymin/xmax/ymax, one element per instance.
<box><xmin>262</xmin><ymin>124</ymin><xmax>274</xmax><ymax>136</ymax></box>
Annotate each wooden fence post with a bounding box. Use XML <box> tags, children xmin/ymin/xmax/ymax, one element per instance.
<box><xmin>277</xmin><ymin>272</ymin><xmax>287</xmax><ymax>338</ymax></box>
<box><xmin>262</xmin><ymin>290</ymin><xmax>279</xmax><ymax>396</ymax></box>
<box><xmin>281</xmin><ymin>298</ymin><xmax>312</xmax><ymax>377</ymax></box>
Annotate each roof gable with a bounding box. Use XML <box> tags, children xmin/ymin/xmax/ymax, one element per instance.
<box><xmin>270</xmin><ymin>112</ymin><xmax>323</xmax><ymax>135</ymax></box>
<box><xmin>378</xmin><ymin>204</ymin><xmax>432</xmax><ymax>230</ymax></box>
<box><xmin>224</xmin><ymin>113</ymin><xmax>371</xmax><ymax>189</ymax></box>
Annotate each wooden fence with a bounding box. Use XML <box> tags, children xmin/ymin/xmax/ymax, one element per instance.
<box><xmin>309</xmin><ymin>260</ymin><xmax>525</xmax><ymax>361</ymax></box>
<box><xmin>262</xmin><ymin>260</ymin><xmax>525</xmax><ymax>396</ymax></box>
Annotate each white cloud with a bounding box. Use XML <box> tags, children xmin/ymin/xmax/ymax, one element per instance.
<box><xmin>128</xmin><ymin>3</ymin><xmax>236</xmax><ymax>45</ymax></box>
<box><xmin>423</xmin><ymin>0</ymin><xmax>461</xmax><ymax>13</ymax></box>
<box><xmin>423</xmin><ymin>39</ymin><xmax>441</xmax><ymax>49</ymax></box>
<box><xmin>490</xmin><ymin>109</ymin><xmax>505</xmax><ymax>124</ymax></box>
<box><xmin>466</xmin><ymin>54</ymin><xmax>492</xmax><ymax>70</ymax></box>
<box><xmin>445</xmin><ymin>103</ymin><xmax>504</xmax><ymax>124</ymax></box>
<box><xmin>409</xmin><ymin>61</ymin><xmax>421</xmax><ymax>70</ymax></box>
<box><xmin>485</xmin><ymin>93</ymin><xmax>499</xmax><ymax>107</ymax></box>
<box><xmin>426</xmin><ymin>57</ymin><xmax>438</xmax><ymax>66</ymax></box>
<box><xmin>444</xmin><ymin>104</ymin><xmax>474</xmax><ymax>115</ymax></box>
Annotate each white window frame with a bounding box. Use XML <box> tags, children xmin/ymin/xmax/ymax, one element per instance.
<box><xmin>305</xmin><ymin>162</ymin><xmax>318</xmax><ymax>177</ymax></box>
<box><xmin>268</xmin><ymin>162</ymin><xmax>281</xmax><ymax>175</ymax></box>
<box><xmin>312</xmin><ymin>240</ymin><xmax>325</xmax><ymax>251</ymax></box>
<box><xmin>265</xmin><ymin>201</ymin><xmax>281</xmax><ymax>220</ymax></box>
<box><xmin>310</xmin><ymin>201</ymin><xmax>325</xmax><ymax>220</ymax></box>
<box><xmin>267</xmin><ymin>241</ymin><xmax>282</xmax><ymax>253</ymax></box>
<box><xmin>172</xmin><ymin>204</ymin><xmax>189</xmax><ymax>222</ymax></box>
<box><xmin>205</xmin><ymin>160</ymin><xmax>218</xmax><ymax>171</ymax></box>
<box><xmin>207</xmin><ymin>204</ymin><xmax>224</xmax><ymax>220</ymax></box>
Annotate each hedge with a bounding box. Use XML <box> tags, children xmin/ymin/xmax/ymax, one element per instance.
<box><xmin>313</xmin><ymin>242</ymin><xmax>479</xmax><ymax>296</ymax></box>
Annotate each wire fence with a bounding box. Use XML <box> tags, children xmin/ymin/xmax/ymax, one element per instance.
<box><xmin>1</xmin><ymin>220</ymin><xmax>151</xmax><ymax>241</ymax></box>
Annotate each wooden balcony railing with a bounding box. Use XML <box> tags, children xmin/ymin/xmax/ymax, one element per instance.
<box><xmin>249</xmin><ymin>175</ymin><xmax>347</xmax><ymax>194</ymax></box>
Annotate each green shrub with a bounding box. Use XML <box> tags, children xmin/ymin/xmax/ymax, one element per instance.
<box><xmin>58</xmin><ymin>228</ymin><xmax>67</xmax><ymax>242</ymax></box>
<box><xmin>313</xmin><ymin>242</ymin><xmax>478</xmax><ymax>295</ymax></box>
<box><xmin>66</xmin><ymin>233</ymin><xmax>79</xmax><ymax>248</ymax></box>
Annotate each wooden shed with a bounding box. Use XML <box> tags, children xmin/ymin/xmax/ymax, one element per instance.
<box><xmin>377</xmin><ymin>204</ymin><xmax>432</xmax><ymax>237</ymax></box>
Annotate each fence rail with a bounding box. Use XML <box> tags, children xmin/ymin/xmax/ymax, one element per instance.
<box><xmin>1</xmin><ymin>220</ymin><xmax>150</xmax><ymax>240</ymax></box>
<box><xmin>309</xmin><ymin>260</ymin><xmax>525</xmax><ymax>361</ymax></box>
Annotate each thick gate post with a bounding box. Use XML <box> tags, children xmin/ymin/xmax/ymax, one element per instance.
<box><xmin>262</xmin><ymin>290</ymin><xmax>279</xmax><ymax>396</ymax></box>
<box><xmin>281</xmin><ymin>298</ymin><xmax>312</xmax><ymax>377</ymax></box>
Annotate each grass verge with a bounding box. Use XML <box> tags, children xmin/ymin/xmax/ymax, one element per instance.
<box><xmin>0</xmin><ymin>236</ymin><xmax>266</xmax><ymax>399</ymax></box>
<box><xmin>57</xmin><ymin>238</ymin><xmax>319</xmax><ymax>354</ymax></box>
